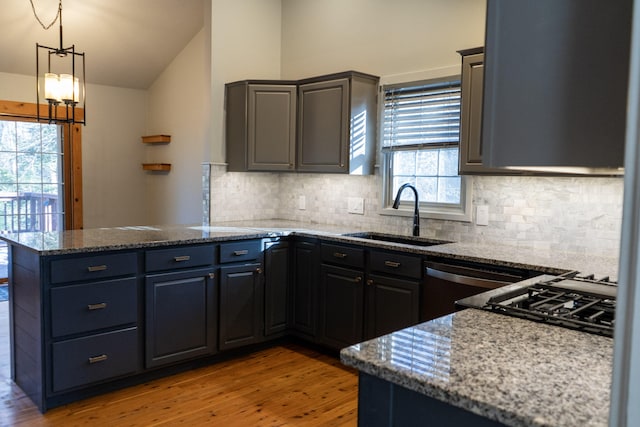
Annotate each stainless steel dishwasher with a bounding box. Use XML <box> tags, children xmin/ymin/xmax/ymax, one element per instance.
<box><xmin>422</xmin><ymin>260</ymin><xmax>530</xmax><ymax>321</ymax></box>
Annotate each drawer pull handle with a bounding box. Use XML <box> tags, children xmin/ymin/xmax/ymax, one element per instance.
<box><xmin>87</xmin><ymin>265</ymin><xmax>107</xmax><ymax>272</ymax></box>
<box><xmin>88</xmin><ymin>354</ymin><xmax>108</xmax><ymax>364</ymax></box>
<box><xmin>233</xmin><ymin>250</ymin><xmax>249</xmax><ymax>256</ymax></box>
<box><xmin>174</xmin><ymin>255</ymin><xmax>191</xmax><ymax>262</ymax></box>
<box><xmin>87</xmin><ymin>303</ymin><xmax>107</xmax><ymax>311</ymax></box>
<box><xmin>333</xmin><ymin>252</ymin><xmax>348</xmax><ymax>259</ymax></box>
<box><xmin>384</xmin><ymin>261</ymin><xmax>401</xmax><ymax>268</ymax></box>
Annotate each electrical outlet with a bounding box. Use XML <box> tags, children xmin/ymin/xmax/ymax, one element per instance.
<box><xmin>298</xmin><ymin>195</ymin><xmax>306</xmax><ymax>210</ymax></box>
<box><xmin>476</xmin><ymin>205</ymin><xmax>489</xmax><ymax>226</ymax></box>
<box><xmin>348</xmin><ymin>197</ymin><xmax>364</xmax><ymax>215</ymax></box>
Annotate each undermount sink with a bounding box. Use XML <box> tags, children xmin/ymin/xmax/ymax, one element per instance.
<box><xmin>343</xmin><ymin>232</ymin><xmax>451</xmax><ymax>247</ymax></box>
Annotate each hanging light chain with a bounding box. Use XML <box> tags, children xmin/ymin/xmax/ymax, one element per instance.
<box><xmin>29</xmin><ymin>0</ymin><xmax>62</xmax><ymax>30</ymax></box>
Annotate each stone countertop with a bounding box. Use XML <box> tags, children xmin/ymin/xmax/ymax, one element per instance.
<box><xmin>340</xmin><ymin>309</ymin><xmax>613</xmax><ymax>427</ymax></box>
<box><xmin>0</xmin><ymin>219</ymin><xmax>618</xmax><ymax>278</ymax></box>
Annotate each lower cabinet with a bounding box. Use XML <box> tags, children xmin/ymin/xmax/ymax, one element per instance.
<box><xmin>291</xmin><ymin>240</ymin><xmax>319</xmax><ymax>338</ymax></box>
<box><xmin>318</xmin><ymin>264</ymin><xmax>364</xmax><ymax>350</ymax></box>
<box><xmin>264</xmin><ymin>240</ymin><xmax>290</xmax><ymax>336</ymax></box>
<box><xmin>219</xmin><ymin>263</ymin><xmax>264</xmax><ymax>351</ymax></box>
<box><xmin>365</xmin><ymin>274</ymin><xmax>420</xmax><ymax>339</ymax></box>
<box><xmin>145</xmin><ymin>267</ymin><xmax>217</xmax><ymax>368</ymax></box>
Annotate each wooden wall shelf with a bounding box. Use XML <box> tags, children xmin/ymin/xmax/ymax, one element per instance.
<box><xmin>142</xmin><ymin>135</ymin><xmax>171</xmax><ymax>144</ymax></box>
<box><xmin>142</xmin><ymin>163</ymin><xmax>171</xmax><ymax>172</ymax></box>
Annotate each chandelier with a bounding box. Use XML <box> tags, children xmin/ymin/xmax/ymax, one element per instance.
<box><xmin>32</xmin><ymin>0</ymin><xmax>86</xmax><ymax>125</ymax></box>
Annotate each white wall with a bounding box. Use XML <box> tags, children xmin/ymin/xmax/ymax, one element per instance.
<box><xmin>145</xmin><ymin>29</ymin><xmax>209</xmax><ymax>225</ymax></box>
<box><xmin>209</xmin><ymin>0</ymin><xmax>282</xmax><ymax>163</ymax></box>
<box><xmin>82</xmin><ymin>84</ymin><xmax>148</xmax><ymax>228</ymax></box>
<box><xmin>0</xmin><ymin>72</ymin><xmax>149</xmax><ymax>229</ymax></box>
<box><xmin>281</xmin><ymin>0</ymin><xmax>486</xmax><ymax>79</ymax></box>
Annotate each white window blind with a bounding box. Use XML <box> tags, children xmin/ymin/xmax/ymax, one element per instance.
<box><xmin>382</xmin><ymin>80</ymin><xmax>461</xmax><ymax>151</ymax></box>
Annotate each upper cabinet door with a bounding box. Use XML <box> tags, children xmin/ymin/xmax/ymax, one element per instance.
<box><xmin>482</xmin><ymin>0</ymin><xmax>632</xmax><ymax>170</ymax></box>
<box><xmin>297</xmin><ymin>78</ymin><xmax>350</xmax><ymax>173</ymax></box>
<box><xmin>225</xmin><ymin>82</ymin><xmax>297</xmax><ymax>172</ymax></box>
<box><xmin>296</xmin><ymin>72</ymin><xmax>378</xmax><ymax>175</ymax></box>
<box><xmin>247</xmin><ymin>85</ymin><xmax>297</xmax><ymax>171</ymax></box>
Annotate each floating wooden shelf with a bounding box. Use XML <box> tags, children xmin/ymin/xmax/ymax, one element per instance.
<box><xmin>141</xmin><ymin>134</ymin><xmax>171</xmax><ymax>144</ymax></box>
<box><xmin>142</xmin><ymin>163</ymin><xmax>171</xmax><ymax>172</ymax></box>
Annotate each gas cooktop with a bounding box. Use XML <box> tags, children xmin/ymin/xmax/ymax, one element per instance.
<box><xmin>457</xmin><ymin>273</ymin><xmax>617</xmax><ymax>337</ymax></box>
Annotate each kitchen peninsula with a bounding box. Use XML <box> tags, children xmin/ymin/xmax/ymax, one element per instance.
<box><xmin>1</xmin><ymin>221</ymin><xmax>618</xmax><ymax>414</ymax></box>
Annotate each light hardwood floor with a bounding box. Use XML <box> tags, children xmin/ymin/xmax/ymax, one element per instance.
<box><xmin>0</xmin><ymin>302</ymin><xmax>359</xmax><ymax>426</ymax></box>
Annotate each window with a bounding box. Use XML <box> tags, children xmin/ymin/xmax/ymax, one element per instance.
<box><xmin>381</xmin><ymin>77</ymin><xmax>471</xmax><ymax>221</ymax></box>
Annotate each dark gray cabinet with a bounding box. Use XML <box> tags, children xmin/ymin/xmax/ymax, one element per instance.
<box><xmin>291</xmin><ymin>239</ymin><xmax>319</xmax><ymax>338</ymax></box>
<box><xmin>264</xmin><ymin>240</ymin><xmax>290</xmax><ymax>336</ymax></box>
<box><xmin>219</xmin><ymin>263</ymin><xmax>264</xmax><ymax>350</ymax></box>
<box><xmin>297</xmin><ymin>72</ymin><xmax>378</xmax><ymax>174</ymax></box>
<box><xmin>482</xmin><ymin>0</ymin><xmax>632</xmax><ymax>170</ymax></box>
<box><xmin>145</xmin><ymin>267</ymin><xmax>217</xmax><ymax>368</ymax></box>
<box><xmin>317</xmin><ymin>244</ymin><xmax>423</xmax><ymax>350</ymax></box>
<box><xmin>225</xmin><ymin>81</ymin><xmax>297</xmax><ymax>172</ymax></box>
<box><xmin>319</xmin><ymin>264</ymin><xmax>364</xmax><ymax>350</ymax></box>
<box><xmin>366</xmin><ymin>249</ymin><xmax>421</xmax><ymax>339</ymax></box>
<box><xmin>458</xmin><ymin>48</ymin><xmax>511</xmax><ymax>175</ymax></box>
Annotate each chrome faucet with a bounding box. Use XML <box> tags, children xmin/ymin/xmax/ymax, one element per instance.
<box><xmin>392</xmin><ymin>183</ymin><xmax>420</xmax><ymax>237</ymax></box>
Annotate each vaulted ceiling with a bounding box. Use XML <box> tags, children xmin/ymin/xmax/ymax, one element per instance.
<box><xmin>0</xmin><ymin>0</ymin><xmax>206</xmax><ymax>89</ymax></box>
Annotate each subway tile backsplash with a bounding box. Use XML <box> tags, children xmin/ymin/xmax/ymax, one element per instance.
<box><xmin>209</xmin><ymin>169</ymin><xmax>623</xmax><ymax>256</ymax></box>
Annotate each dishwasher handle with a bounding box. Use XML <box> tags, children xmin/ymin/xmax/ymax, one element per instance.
<box><xmin>425</xmin><ymin>263</ymin><xmax>518</xmax><ymax>290</ymax></box>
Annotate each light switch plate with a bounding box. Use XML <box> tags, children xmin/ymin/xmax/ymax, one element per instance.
<box><xmin>348</xmin><ymin>197</ymin><xmax>364</xmax><ymax>215</ymax></box>
<box><xmin>476</xmin><ymin>205</ymin><xmax>489</xmax><ymax>226</ymax></box>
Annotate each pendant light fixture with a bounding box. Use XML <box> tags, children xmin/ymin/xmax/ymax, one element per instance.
<box><xmin>32</xmin><ymin>0</ymin><xmax>86</xmax><ymax>125</ymax></box>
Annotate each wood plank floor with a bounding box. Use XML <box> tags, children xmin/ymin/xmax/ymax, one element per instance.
<box><xmin>0</xmin><ymin>301</ymin><xmax>359</xmax><ymax>426</ymax></box>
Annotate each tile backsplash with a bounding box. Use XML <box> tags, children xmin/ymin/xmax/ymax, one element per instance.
<box><xmin>210</xmin><ymin>168</ymin><xmax>623</xmax><ymax>256</ymax></box>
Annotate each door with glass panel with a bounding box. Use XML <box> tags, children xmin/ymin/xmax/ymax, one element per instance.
<box><xmin>0</xmin><ymin>121</ymin><xmax>64</xmax><ymax>281</ymax></box>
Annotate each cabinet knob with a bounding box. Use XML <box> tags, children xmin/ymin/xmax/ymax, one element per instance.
<box><xmin>366</xmin><ymin>279</ymin><xmax>374</xmax><ymax>286</ymax></box>
<box><xmin>354</xmin><ymin>276</ymin><xmax>362</xmax><ymax>283</ymax></box>
<box><xmin>209</xmin><ymin>272</ymin><xmax>216</xmax><ymax>279</ymax></box>
<box><xmin>256</xmin><ymin>267</ymin><xmax>262</xmax><ymax>274</ymax></box>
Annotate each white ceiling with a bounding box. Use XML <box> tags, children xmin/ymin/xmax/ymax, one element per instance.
<box><xmin>0</xmin><ymin>0</ymin><xmax>206</xmax><ymax>89</ymax></box>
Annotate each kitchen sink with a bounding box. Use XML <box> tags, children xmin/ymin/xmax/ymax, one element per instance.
<box><xmin>342</xmin><ymin>232</ymin><xmax>451</xmax><ymax>247</ymax></box>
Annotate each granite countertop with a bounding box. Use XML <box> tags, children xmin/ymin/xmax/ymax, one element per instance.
<box><xmin>0</xmin><ymin>219</ymin><xmax>618</xmax><ymax>278</ymax></box>
<box><xmin>340</xmin><ymin>309</ymin><xmax>613</xmax><ymax>427</ymax></box>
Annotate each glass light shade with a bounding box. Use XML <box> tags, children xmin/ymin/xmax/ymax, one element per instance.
<box><xmin>59</xmin><ymin>74</ymin><xmax>75</xmax><ymax>102</ymax></box>
<box><xmin>44</xmin><ymin>73</ymin><xmax>60</xmax><ymax>102</ymax></box>
<box><xmin>73</xmin><ymin>77</ymin><xmax>81</xmax><ymax>104</ymax></box>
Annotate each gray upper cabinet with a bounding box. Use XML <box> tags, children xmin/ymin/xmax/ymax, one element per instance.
<box><xmin>458</xmin><ymin>48</ymin><xmax>501</xmax><ymax>175</ymax></box>
<box><xmin>226</xmin><ymin>81</ymin><xmax>297</xmax><ymax>172</ymax></box>
<box><xmin>482</xmin><ymin>0</ymin><xmax>632</xmax><ymax>170</ymax></box>
<box><xmin>297</xmin><ymin>72</ymin><xmax>378</xmax><ymax>174</ymax></box>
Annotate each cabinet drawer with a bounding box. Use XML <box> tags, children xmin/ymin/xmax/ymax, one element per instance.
<box><xmin>219</xmin><ymin>240</ymin><xmax>261</xmax><ymax>263</ymax></box>
<box><xmin>145</xmin><ymin>245</ymin><xmax>215</xmax><ymax>272</ymax></box>
<box><xmin>51</xmin><ymin>327</ymin><xmax>138</xmax><ymax>392</ymax></box>
<box><xmin>50</xmin><ymin>277</ymin><xmax>137</xmax><ymax>338</ymax></box>
<box><xmin>50</xmin><ymin>252</ymin><xmax>137</xmax><ymax>284</ymax></box>
<box><xmin>369</xmin><ymin>250</ymin><xmax>422</xmax><ymax>279</ymax></box>
<box><xmin>321</xmin><ymin>243</ymin><xmax>365</xmax><ymax>269</ymax></box>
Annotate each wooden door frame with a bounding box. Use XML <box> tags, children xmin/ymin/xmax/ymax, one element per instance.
<box><xmin>0</xmin><ymin>100</ymin><xmax>83</xmax><ymax>230</ymax></box>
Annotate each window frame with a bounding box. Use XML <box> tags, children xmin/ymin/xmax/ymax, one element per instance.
<box><xmin>379</xmin><ymin>75</ymin><xmax>472</xmax><ymax>222</ymax></box>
